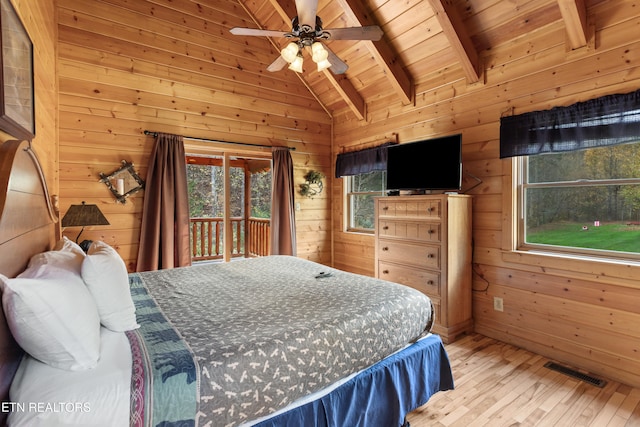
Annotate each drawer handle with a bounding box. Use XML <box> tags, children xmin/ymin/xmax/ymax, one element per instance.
<box><xmin>428</xmin><ymin>229</ymin><xmax>434</xmax><ymax>234</ymax></box>
<box><xmin>383</xmin><ymin>226</ymin><xmax>389</xmax><ymax>230</ymax></box>
<box><xmin>382</xmin><ymin>247</ymin><xmax>389</xmax><ymax>251</ymax></box>
<box><xmin>383</xmin><ymin>206</ymin><xmax>389</xmax><ymax>211</ymax></box>
<box><xmin>427</xmin><ymin>254</ymin><xmax>435</xmax><ymax>258</ymax></box>
<box><xmin>382</xmin><ymin>270</ymin><xmax>389</xmax><ymax>274</ymax></box>
<box><xmin>427</xmin><ymin>207</ymin><xmax>433</xmax><ymax>212</ymax></box>
<box><xmin>427</xmin><ymin>280</ymin><xmax>434</xmax><ymax>285</ymax></box>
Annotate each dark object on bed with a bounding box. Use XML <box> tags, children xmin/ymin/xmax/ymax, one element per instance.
<box><xmin>79</xmin><ymin>239</ymin><xmax>93</xmax><ymax>253</ymax></box>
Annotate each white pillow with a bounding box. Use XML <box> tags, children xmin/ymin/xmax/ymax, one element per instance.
<box><xmin>27</xmin><ymin>236</ymin><xmax>86</xmax><ymax>274</ymax></box>
<box><xmin>53</xmin><ymin>235</ymin><xmax>86</xmax><ymax>254</ymax></box>
<box><xmin>81</xmin><ymin>241</ymin><xmax>139</xmax><ymax>332</ymax></box>
<box><xmin>8</xmin><ymin>327</ymin><xmax>132</xmax><ymax>427</ymax></box>
<box><xmin>0</xmin><ymin>266</ymin><xmax>101</xmax><ymax>371</ymax></box>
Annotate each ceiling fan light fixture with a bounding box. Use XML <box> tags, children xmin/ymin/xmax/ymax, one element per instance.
<box><xmin>311</xmin><ymin>42</ymin><xmax>328</xmax><ymax>61</ymax></box>
<box><xmin>311</xmin><ymin>42</ymin><xmax>331</xmax><ymax>71</ymax></box>
<box><xmin>229</xmin><ymin>1</ymin><xmax>371</xmax><ymax>75</ymax></box>
<box><xmin>316</xmin><ymin>58</ymin><xmax>332</xmax><ymax>72</ymax></box>
<box><xmin>311</xmin><ymin>42</ymin><xmax>326</xmax><ymax>55</ymax></box>
<box><xmin>281</xmin><ymin>42</ymin><xmax>299</xmax><ymax>63</ymax></box>
<box><xmin>288</xmin><ymin>53</ymin><xmax>304</xmax><ymax>73</ymax></box>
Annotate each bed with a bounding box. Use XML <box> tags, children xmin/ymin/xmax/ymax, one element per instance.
<box><xmin>0</xmin><ymin>140</ymin><xmax>454</xmax><ymax>427</ymax></box>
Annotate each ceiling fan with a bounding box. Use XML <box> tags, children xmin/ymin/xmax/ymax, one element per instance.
<box><xmin>230</xmin><ymin>0</ymin><xmax>383</xmax><ymax>74</ymax></box>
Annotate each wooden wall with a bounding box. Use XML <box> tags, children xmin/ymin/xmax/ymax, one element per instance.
<box><xmin>56</xmin><ymin>0</ymin><xmax>332</xmax><ymax>270</ymax></box>
<box><xmin>332</xmin><ymin>2</ymin><xmax>640</xmax><ymax>388</ymax></box>
<box><xmin>7</xmin><ymin>1</ymin><xmax>58</xmax><ymax>199</ymax></box>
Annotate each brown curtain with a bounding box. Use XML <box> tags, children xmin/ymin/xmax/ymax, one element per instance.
<box><xmin>270</xmin><ymin>147</ymin><xmax>296</xmax><ymax>255</ymax></box>
<box><xmin>136</xmin><ymin>132</ymin><xmax>191</xmax><ymax>271</ymax></box>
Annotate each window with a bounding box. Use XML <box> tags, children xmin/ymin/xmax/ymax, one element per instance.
<box><xmin>186</xmin><ymin>158</ymin><xmax>244</xmax><ymax>219</ymax></box>
<box><xmin>185</xmin><ymin>155</ymin><xmax>272</xmax><ymax>260</ymax></box>
<box><xmin>518</xmin><ymin>142</ymin><xmax>640</xmax><ymax>257</ymax></box>
<box><xmin>501</xmin><ymin>89</ymin><xmax>640</xmax><ymax>259</ymax></box>
<box><xmin>336</xmin><ymin>143</ymin><xmax>392</xmax><ymax>232</ymax></box>
<box><xmin>346</xmin><ymin>170</ymin><xmax>386</xmax><ymax>232</ymax></box>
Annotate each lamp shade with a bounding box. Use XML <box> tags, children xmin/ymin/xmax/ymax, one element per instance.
<box><xmin>311</xmin><ymin>42</ymin><xmax>328</xmax><ymax>60</ymax></box>
<box><xmin>61</xmin><ymin>202</ymin><xmax>110</xmax><ymax>227</ymax></box>
<box><xmin>311</xmin><ymin>42</ymin><xmax>332</xmax><ymax>72</ymax></box>
<box><xmin>316</xmin><ymin>58</ymin><xmax>332</xmax><ymax>72</ymax></box>
<box><xmin>280</xmin><ymin>42</ymin><xmax>299</xmax><ymax>63</ymax></box>
<box><xmin>288</xmin><ymin>54</ymin><xmax>304</xmax><ymax>73</ymax></box>
<box><xmin>61</xmin><ymin>202</ymin><xmax>110</xmax><ymax>245</ymax></box>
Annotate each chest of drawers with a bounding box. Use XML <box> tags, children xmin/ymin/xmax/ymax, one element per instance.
<box><xmin>375</xmin><ymin>194</ymin><xmax>473</xmax><ymax>343</ymax></box>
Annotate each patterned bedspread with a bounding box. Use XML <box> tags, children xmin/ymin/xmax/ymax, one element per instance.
<box><xmin>126</xmin><ymin>275</ymin><xmax>198</xmax><ymax>427</ymax></box>
<box><xmin>130</xmin><ymin>255</ymin><xmax>434</xmax><ymax>427</ymax></box>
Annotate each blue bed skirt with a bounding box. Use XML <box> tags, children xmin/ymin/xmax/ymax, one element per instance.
<box><xmin>252</xmin><ymin>334</ymin><xmax>454</xmax><ymax>427</ymax></box>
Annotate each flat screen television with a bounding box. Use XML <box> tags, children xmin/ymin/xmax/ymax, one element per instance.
<box><xmin>386</xmin><ymin>134</ymin><xmax>462</xmax><ymax>192</ymax></box>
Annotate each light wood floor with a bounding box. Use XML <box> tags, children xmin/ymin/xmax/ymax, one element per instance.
<box><xmin>406</xmin><ymin>333</ymin><xmax>640</xmax><ymax>427</ymax></box>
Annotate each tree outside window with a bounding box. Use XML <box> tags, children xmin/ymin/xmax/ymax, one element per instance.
<box><xmin>346</xmin><ymin>170</ymin><xmax>386</xmax><ymax>232</ymax></box>
<box><xmin>186</xmin><ymin>157</ymin><xmax>272</xmax><ymax>259</ymax></box>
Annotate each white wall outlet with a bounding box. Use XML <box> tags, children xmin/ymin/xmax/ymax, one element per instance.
<box><xmin>493</xmin><ymin>297</ymin><xmax>504</xmax><ymax>312</ymax></box>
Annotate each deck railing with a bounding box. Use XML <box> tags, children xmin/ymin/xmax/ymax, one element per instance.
<box><xmin>190</xmin><ymin>217</ymin><xmax>270</xmax><ymax>261</ymax></box>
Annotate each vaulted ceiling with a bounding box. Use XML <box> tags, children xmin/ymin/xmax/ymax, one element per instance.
<box><xmin>230</xmin><ymin>0</ymin><xmax>600</xmax><ymax>121</ymax></box>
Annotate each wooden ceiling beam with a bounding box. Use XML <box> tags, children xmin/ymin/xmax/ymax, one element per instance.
<box><xmin>268</xmin><ymin>0</ymin><xmax>366</xmax><ymax>120</ymax></box>
<box><xmin>337</xmin><ymin>0</ymin><xmax>413</xmax><ymax>106</ymax></box>
<box><xmin>557</xmin><ymin>0</ymin><xmax>588</xmax><ymax>49</ymax></box>
<box><xmin>324</xmin><ymin>73</ymin><xmax>366</xmax><ymax>120</ymax></box>
<box><xmin>268</xmin><ymin>0</ymin><xmax>295</xmax><ymax>24</ymax></box>
<box><xmin>427</xmin><ymin>0</ymin><xmax>480</xmax><ymax>84</ymax></box>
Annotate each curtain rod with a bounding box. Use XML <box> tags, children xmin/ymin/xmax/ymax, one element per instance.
<box><xmin>143</xmin><ymin>130</ymin><xmax>295</xmax><ymax>151</ymax></box>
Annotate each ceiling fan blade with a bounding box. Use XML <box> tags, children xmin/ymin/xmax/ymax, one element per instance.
<box><xmin>295</xmin><ymin>0</ymin><xmax>318</xmax><ymax>28</ymax></box>
<box><xmin>325</xmin><ymin>47</ymin><xmax>348</xmax><ymax>74</ymax></box>
<box><xmin>266</xmin><ymin>55</ymin><xmax>288</xmax><ymax>72</ymax></box>
<box><xmin>325</xmin><ymin>26</ymin><xmax>383</xmax><ymax>41</ymax></box>
<box><xmin>229</xmin><ymin>27</ymin><xmax>288</xmax><ymax>38</ymax></box>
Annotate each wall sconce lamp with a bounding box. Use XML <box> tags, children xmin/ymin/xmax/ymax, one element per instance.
<box><xmin>61</xmin><ymin>201</ymin><xmax>110</xmax><ymax>246</ymax></box>
<box><xmin>99</xmin><ymin>161</ymin><xmax>145</xmax><ymax>204</ymax></box>
<box><xmin>299</xmin><ymin>170</ymin><xmax>325</xmax><ymax>198</ymax></box>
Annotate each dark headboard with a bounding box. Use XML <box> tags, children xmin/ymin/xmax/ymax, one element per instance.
<box><xmin>0</xmin><ymin>140</ymin><xmax>57</xmax><ymax>423</ymax></box>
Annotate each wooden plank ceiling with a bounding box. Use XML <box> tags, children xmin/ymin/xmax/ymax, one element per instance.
<box><xmin>230</xmin><ymin>0</ymin><xmax>599</xmax><ymax>121</ymax></box>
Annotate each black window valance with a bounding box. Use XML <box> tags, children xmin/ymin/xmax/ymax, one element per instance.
<box><xmin>500</xmin><ymin>89</ymin><xmax>640</xmax><ymax>158</ymax></box>
<box><xmin>335</xmin><ymin>142</ymin><xmax>395</xmax><ymax>178</ymax></box>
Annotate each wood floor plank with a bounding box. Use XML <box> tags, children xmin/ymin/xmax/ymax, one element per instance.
<box><xmin>407</xmin><ymin>333</ymin><xmax>640</xmax><ymax>427</ymax></box>
<box><xmin>589</xmin><ymin>391</ymin><xmax>630</xmax><ymax>426</ymax></box>
<box><xmin>617</xmin><ymin>388</ymin><xmax>640</xmax><ymax>425</ymax></box>
<box><xmin>511</xmin><ymin>367</ymin><xmax>571</xmax><ymax>423</ymax></box>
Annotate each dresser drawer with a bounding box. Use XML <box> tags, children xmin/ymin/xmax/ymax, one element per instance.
<box><xmin>378</xmin><ymin>199</ymin><xmax>441</xmax><ymax>219</ymax></box>
<box><xmin>378</xmin><ymin>261</ymin><xmax>440</xmax><ymax>296</ymax></box>
<box><xmin>377</xmin><ymin>240</ymin><xmax>440</xmax><ymax>269</ymax></box>
<box><xmin>378</xmin><ymin>219</ymin><xmax>441</xmax><ymax>242</ymax></box>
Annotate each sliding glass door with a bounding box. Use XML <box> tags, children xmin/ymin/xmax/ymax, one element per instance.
<box><xmin>186</xmin><ymin>154</ymin><xmax>271</xmax><ymax>262</ymax></box>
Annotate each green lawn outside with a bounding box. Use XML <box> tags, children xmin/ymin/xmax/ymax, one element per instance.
<box><xmin>527</xmin><ymin>222</ymin><xmax>640</xmax><ymax>253</ymax></box>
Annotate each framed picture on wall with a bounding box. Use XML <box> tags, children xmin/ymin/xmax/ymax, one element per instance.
<box><xmin>0</xmin><ymin>0</ymin><xmax>34</xmax><ymax>141</ymax></box>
